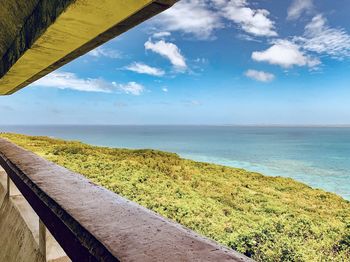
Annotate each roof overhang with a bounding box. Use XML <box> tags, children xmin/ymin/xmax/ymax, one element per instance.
<box><xmin>0</xmin><ymin>0</ymin><xmax>177</xmax><ymax>95</ymax></box>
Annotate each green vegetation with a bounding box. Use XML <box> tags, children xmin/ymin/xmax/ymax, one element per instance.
<box><xmin>1</xmin><ymin>133</ymin><xmax>349</xmax><ymax>261</ymax></box>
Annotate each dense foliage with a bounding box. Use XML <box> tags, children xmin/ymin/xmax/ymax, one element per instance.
<box><xmin>1</xmin><ymin>133</ymin><xmax>349</xmax><ymax>261</ymax></box>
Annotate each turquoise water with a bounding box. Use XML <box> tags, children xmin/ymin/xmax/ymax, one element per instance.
<box><xmin>1</xmin><ymin>125</ymin><xmax>349</xmax><ymax>200</ymax></box>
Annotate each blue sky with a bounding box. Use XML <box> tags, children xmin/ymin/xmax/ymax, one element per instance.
<box><xmin>1</xmin><ymin>0</ymin><xmax>350</xmax><ymax>125</ymax></box>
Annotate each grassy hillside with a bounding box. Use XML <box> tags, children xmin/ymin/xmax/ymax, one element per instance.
<box><xmin>1</xmin><ymin>133</ymin><xmax>349</xmax><ymax>261</ymax></box>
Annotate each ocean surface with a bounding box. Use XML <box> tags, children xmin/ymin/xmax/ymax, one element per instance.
<box><xmin>0</xmin><ymin>125</ymin><xmax>349</xmax><ymax>200</ymax></box>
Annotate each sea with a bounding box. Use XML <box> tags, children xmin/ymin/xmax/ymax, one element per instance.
<box><xmin>0</xmin><ymin>125</ymin><xmax>349</xmax><ymax>200</ymax></box>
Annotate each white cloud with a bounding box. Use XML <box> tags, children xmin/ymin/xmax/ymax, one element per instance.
<box><xmin>287</xmin><ymin>0</ymin><xmax>313</xmax><ymax>20</ymax></box>
<box><xmin>152</xmin><ymin>31</ymin><xmax>171</xmax><ymax>39</ymax></box>
<box><xmin>245</xmin><ymin>69</ymin><xmax>275</xmax><ymax>82</ymax></box>
<box><xmin>296</xmin><ymin>14</ymin><xmax>350</xmax><ymax>59</ymax></box>
<box><xmin>162</xmin><ymin>87</ymin><xmax>168</xmax><ymax>92</ymax></box>
<box><xmin>153</xmin><ymin>0</ymin><xmax>276</xmax><ymax>39</ymax></box>
<box><xmin>236</xmin><ymin>33</ymin><xmax>262</xmax><ymax>42</ymax></box>
<box><xmin>216</xmin><ymin>0</ymin><xmax>277</xmax><ymax>37</ymax></box>
<box><xmin>252</xmin><ymin>14</ymin><xmax>350</xmax><ymax>70</ymax></box>
<box><xmin>117</xmin><ymin>82</ymin><xmax>145</xmax><ymax>96</ymax></box>
<box><xmin>88</xmin><ymin>46</ymin><xmax>121</xmax><ymax>59</ymax></box>
<box><xmin>145</xmin><ymin>39</ymin><xmax>187</xmax><ymax>71</ymax></box>
<box><xmin>154</xmin><ymin>0</ymin><xmax>222</xmax><ymax>40</ymax></box>
<box><xmin>32</xmin><ymin>72</ymin><xmax>144</xmax><ymax>95</ymax></box>
<box><xmin>252</xmin><ymin>40</ymin><xmax>320</xmax><ymax>68</ymax></box>
<box><xmin>125</xmin><ymin>62</ymin><xmax>165</xmax><ymax>76</ymax></box>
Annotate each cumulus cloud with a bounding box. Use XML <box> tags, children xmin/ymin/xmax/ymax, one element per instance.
<box><xmin>216</xmin><ymin>0</ymin><xmax>277</xmax><ymax>37</ymax></box>
<box><xmin>287</xmin><ymin>0</ymin><xmax>313</xmax><ymax>20</ymax></box>
<box><xmin>32</xmin><ymin>72</ymin><xmax>144</xmax><ymax>95</ymax></box>
<box><xmin>252</xmin><ymin>40</ymin><xmax>320</xmax><ymax>68</ymax></box>
<box><xmin>154</xmin><ymin>0</ymin><xmax>222</xmax><ymax>40</ymax></box>
<box><xmin>125</xmin><ymin>62</ymin><xmax>165</xmax><ymax>76</ymax></box>
<box><xmin>252</xmin><ymin>14</ymin><xmax>350</xmax><ymax>69</ymax></box>
<box><xmin>88</xmin><ymin>46</ymin><xmax>121</xmax><ymax>59</ymax></box>
<box><xmin>153</xmin><ymin>0</ymin><xmax>276</xmax><ymax>39</ymax></box>
<box><xmin>145</xmin><ymin>39</ymin><xmax>187</xmax><ymax>71</ymax></box>
<box><xmin>296</xmin><ymin>14</ymin><xmax>350</xmax><ymax>59</ymax></box>
<box><xmin>245</xmin><ymin>69</ymin><xmax>275</xmax><ymax>82</ymax></box>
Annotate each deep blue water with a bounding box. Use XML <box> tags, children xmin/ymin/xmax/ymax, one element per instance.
<box><xmin>1</xmin><ymin>125</ymin><xmax>349</xmax><ymax>200</ymax></box>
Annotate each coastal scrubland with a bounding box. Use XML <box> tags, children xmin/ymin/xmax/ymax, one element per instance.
<box><xmin>0</xmin><ymin>133</ymin><xmax>349</xmax><ymax>261</ymax></box>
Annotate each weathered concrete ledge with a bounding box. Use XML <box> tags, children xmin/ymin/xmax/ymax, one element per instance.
<box><xmin>0</xmin><ymin>170</ymin><xmax>44</xmax><ymax>262</ymax></box>
<box><xmin>0</xmin><ymin>138</ymin><xmax>252</xmax><ymax>261</ymax></box>
<box><xmin>0</xmin><ymin>168</ymin><xmax>69</xmax><ymax>262</ymax></box>
<box><xmin>0</xmin><ymin>0</ymin><xmax>177</xmax><ymax>95</ymax></box>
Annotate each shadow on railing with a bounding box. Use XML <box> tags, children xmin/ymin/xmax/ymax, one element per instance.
<box><xmin>0</xmin><ymin>138</ymin><xmax>252</xmax><ymax>262</ymax></box>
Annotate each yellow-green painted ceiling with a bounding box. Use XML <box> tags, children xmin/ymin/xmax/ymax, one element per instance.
<box><xmin>0</xmin><ymin>0</ymin><xmax>177</xmax><ymax>95</ymax></box>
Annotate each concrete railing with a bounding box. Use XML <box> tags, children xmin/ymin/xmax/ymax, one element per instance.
<box><xmin>0</xmin><ymin>138</ymin><xmax>252</xmax><ymax>262</ymax></box>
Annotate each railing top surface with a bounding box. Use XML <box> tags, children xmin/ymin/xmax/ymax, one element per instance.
<box><xmin>0</xmin><ymin>138</ymin><xmax>251</xmax><ymax>262</ymax></box>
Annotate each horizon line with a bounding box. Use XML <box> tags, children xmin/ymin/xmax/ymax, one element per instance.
<box><xmin>1</xmin><ymin>124</ymin><xmax>350</xmax><ymax>128</ymax></box>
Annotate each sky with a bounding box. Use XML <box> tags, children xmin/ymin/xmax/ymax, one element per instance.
<box><xmin>1</xmin><ymin>0</ymin><xmax>350</xmax><ymax>125</ymax></box>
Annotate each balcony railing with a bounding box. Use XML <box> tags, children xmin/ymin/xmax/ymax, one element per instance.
<box><xmin>0</xmin><ymin>138</ymin><xmax>252</xmax><ymax>262</ymax></box>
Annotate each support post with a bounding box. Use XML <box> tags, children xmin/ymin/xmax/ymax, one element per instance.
<box><xmin>39</xmin><ymin>219</ymin><xmax>47</xmax><ymax>261</ymax></box>
<box><xmin>6</xmin><ymin>173</ymin><xmax>9</xmax><ymax>199</ymax></box>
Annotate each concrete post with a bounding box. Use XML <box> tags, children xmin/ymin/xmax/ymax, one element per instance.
<box><xmin>39</xmin><ymin>219</ymin><xmax>47</xmax><ymax>261</ymax></box>
<box><xmin>6</xmin><ymin>173</ymin><xmax>9</xmax><ymax>199</ymax></box>
<box><xmin>7</xmin><ymin>177</ymin><xmax>21</xmax><ymax>197</ymax></box>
